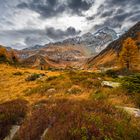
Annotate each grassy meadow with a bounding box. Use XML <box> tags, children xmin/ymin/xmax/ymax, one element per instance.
<box><xmin>0</xmin><ymin>64</ymin><xmax>140</xmax><ymax>140</ymax></box>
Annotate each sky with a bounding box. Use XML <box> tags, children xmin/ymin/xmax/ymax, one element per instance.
<box><xmin>0</xmin><ymin>0</ymin><xmax>139</xmax><ymax>50</ymax></box>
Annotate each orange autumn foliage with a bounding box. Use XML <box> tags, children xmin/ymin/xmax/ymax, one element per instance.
<box><xmin>0</xmin><ymin>46</ymin><xmax>9</xmax><ymax>62</ymax></box>
<box><xmin>0</xmin><ymin>45</ymin><xmax>18</xmax><ymax>63</ymax></box>
<box><xmin>119</xmin><ymin>37</ymin><xmax>138</xmax><ymax>70</ymax></box>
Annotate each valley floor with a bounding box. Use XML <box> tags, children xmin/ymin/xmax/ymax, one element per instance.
<box><xmin>0</xmin><ymin>64</ymin><xmax>140</xmax><ymax>140</ymax></box>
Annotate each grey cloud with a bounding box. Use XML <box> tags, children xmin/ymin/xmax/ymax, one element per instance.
<box><xmin>46</xmin><ymin>27</ymin><xmax>81</xmax><ymax>40</ymax></box>
<box><xmin>25</xmin><ymin>36</ymin><xmax>49</xmax><ymax>47</ymax></box>
<box><xmin>17</xmin><ymin>0</ymin><xmax>65</xmax><ymax>18</ymax></box>
<box><xmin>17</xmin><ymin>2</ymin><xmax>28</xmax><ymax>9</ymax></box>
<box><xmin>0</xmin><ymin>29</ymin><xmax>50</xmax><ymax>49</ymax></box>
<box><xmin>100</xmin><ymin>10</ymin><xmax>114</xmax><ymax>18</ymax></box>
<box><xmin>115</xmin><ymin>9</ymin><xmax>125</xmax><ymax>15</ymax></box>
<box><xmin>105</xmin><ymin>0</ymin><xmax>140</xmax><ymax>8</ymax></box>
<box><xmin>86</xmin><ymin>4</ymin><xmax>104</xmax><ymax>20</ymax></box>
<box><xmin>0</xmin><ymin>27</ymin><xmax>81</xmax><ymax>49</ymax></box>
<box><xmin>128</xmin><ymin>14</ymin><xmax>140</xmax><ymax>22</ymax></box>
<box><xmin>68</xmin><ymin>0</ymin><xmax>93</xmax><ymax>15</ymax></box>
<box><xmin>0</xmin><ymin>0</ymin><xmax>139</xmax><ymax>50</ymax></box>
<box><xmin>88</xmin><ymin>0</ymin><xmax>140</xmax><ymax>31</ymax></box>
<box><xmin>17</xmin><ymin>0</ymin><xmax>94</xmax><ymax>18</ymax></box>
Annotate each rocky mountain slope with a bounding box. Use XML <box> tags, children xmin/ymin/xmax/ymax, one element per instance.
<box><xmin>19</xmin><ymin>44</ymin><xmax>88</xmax><ymax>69</ymax></box>
<box><xmin>24</xmin><ymin>27</ymin><xmax>118</xmax><ymax>55</ymax></box>
<box><xmin>17</xmin><ymin>27</ymin><xmax>118</xmax><ymax>69</ymax></box>
<box><xmin>53</xmin><ymin>26</ymin><xmax>118</xmax><ymax>55</ymax></box>
<box><xmin>86</xmin><ymin>21</ymin><xmax>140</xmax><ymax>70</ymax></box>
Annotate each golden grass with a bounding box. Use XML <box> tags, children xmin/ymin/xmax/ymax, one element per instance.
<box><xmin>1</xmin><ymin>64</ymin><xmax>140</xmax><ymax>140</ymax></box>
<box><xmin>0</xmin><ymin>63</ymin><xmax>138</xmax><ymax>108</ymax></box>
<box><xmin>0</xmin><ymin>64</ymin><xmax>61</xmax><ymax>103</ymax></box>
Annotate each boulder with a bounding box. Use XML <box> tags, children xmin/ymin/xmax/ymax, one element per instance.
<box><xmin>47</xmin><ymin>88</ymin><xmax>56</xmax><ymax>94</ymax></box>
<box><xmin>101</xmin><ymin>81</ymin><xmax>120</xmax><ymax>88</ymax></box>
<box><xmin>117</xmin><ymin>106</ymin><xmax>140</xmax><ymax>118</ymax></box>
<box><xmin>67</xmin><ymin>85</ymin><xmax>82</xmax><ymax>94</ymax></box>
<box><xmin>4</xmin><ymin>125</ymin><xmax>20</xmax><ymax>140</ymax></box>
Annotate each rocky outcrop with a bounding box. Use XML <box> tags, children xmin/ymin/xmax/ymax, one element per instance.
<box><xmin>3</xmin><ymin>125</ymin><xmax>20</xmax><ymax>140</ymax></box>
<box><xmin>101</xmin><ymin>81</ymin><xmax>120</xmax><ymax>88</ymax></box>
<box><xmin>117</xmin><ymin>106</ymin><xmax>140</xmax><ymax>118</ymax></box>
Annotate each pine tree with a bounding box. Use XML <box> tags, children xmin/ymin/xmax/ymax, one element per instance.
<box><xmin>119</xmin><ymin>37</ymin><xmax>138</xmax><ymax>70</ymax></box>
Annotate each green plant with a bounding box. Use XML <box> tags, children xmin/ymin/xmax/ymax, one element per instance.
<box><xmin>90</xmin><ymin>90</ymin><xmax>108</xmax><ymax>100</ymax></box>
<box><xmin>46</xmin><ymin>76</ymin><xmax>58</xmax><ymax>81</ymax></box>
<box><xmin>134</xmin><ymin>93</ymin><xmax>140</xmax><ymax>107</ymax></box>
<box><xmin>67</xmin><ymin>86</ymin><xmax>82</xmax><ymax>94</ymax></box>
<box><xmin>121</xmin><ymin>73</ymin><xmax>140</xmax><ymax>93</ymax></box>
<box><xmin>26</xmin><ymin>83</ymin><xmax>54</xmax><ymax>96</ymax></box>
<box><xmin>15</xmin><ymin>99</ymin><xmax>140</xmax><ymax>140</ymax></box>
<box><xmin>13</xmin><ymin>71</ymin><xmax>23</xmax><ymax>76</ymax></box>
<box><xmin>25</xmin><ymin>73</ymin><xmax>44</xmax><ymax>81</ymax></box>
<box><xmin>106</xmin><ymin>69</ymin><xmax>118</xmax><ymax>78</ymax></box>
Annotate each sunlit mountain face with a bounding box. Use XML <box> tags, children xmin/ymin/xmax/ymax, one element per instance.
<box><xmin>0</xmin><ymin>0</ymin><xmax>139</xmax><ymax>49</ymax></box>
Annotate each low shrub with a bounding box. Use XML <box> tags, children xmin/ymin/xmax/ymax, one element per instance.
<box><xmin>18</xmin><ymin>106</ymin><xmax>50</xmax><ymax>140</ymax></box>
<box><xmin>105</xmin><ymin>69</ymin><xmax>118</xmax><ymax>78</ymax></box>
<box><xmin>0</xmin><ymin>99</ymin><xmax>28</xmax><ymax>140</ymax></box>
<box><xmin>90</xmin><ymin>90</ymin><xmax>108</xmax><ymax>100</ymax></box>
<box><xmin>25</xmin><ymin>73</ymin><xmax>45</xmax><ymax>81</ymax></box>
<box><xmin>13</xmin><ymin>71</ymin><xmax>23</xmax><ymax>76</ymax></box>
<box><xmin>46</xmin><ymin>75</ymin><xmax>65</xmax><ymax>82</ymax></box>
<box><xmin>26</xmin><ymin>83</ymin><xmax>54</xmax><ymax>96</ymax></box>
<box><xmin>68</xmin><ymin>71</ymin><xmax>97</xmax><ymax>84</ymax></box>
<box><xmin>134</xmin><ymin>94</ymin><xmax>140</xmax><ymax>107</ymax></box>
<box><xmin>16</xmin><ymin>99</ymin><xmax>140</xmax><ymax>140</ymax></box>
<box><xmin>47</xmin><ymin>76</ymin><xmax>59</xmax><ymax>81</ymax></box>
<box><xmin>67</xmin><ymin>86</ymin><xmax>82</xmax><ymax>94</ymax></box>
<box><xmin>121</xmin><ymin>73</ymin><xmax>140</xmax><ymax>93</ymax></box>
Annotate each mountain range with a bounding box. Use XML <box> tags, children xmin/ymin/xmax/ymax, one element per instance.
<box><xmin>1</xmin><ymin>22</ymin><xmax>140</xmax><ymax>70</ymax></box>
<box><xmin>13</xmin><ymin>26</ymin><xmax>119</xmax><ymax>69</ymax></box>
<box><xmin>23</xmin><ymin>26</ymin><xmax>118</xmax><ymax>55</ymax></box>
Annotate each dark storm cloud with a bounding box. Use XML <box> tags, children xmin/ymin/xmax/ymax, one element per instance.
<box><xmin>0</xmin><ymin>29</ymin><xmax>49</xmax><ymax>49</ymax></box>
<box><xmin>17</xmin><ymin>0</ymin><xmax>65</xmax><ymax>18</ymax></box>
<box><xmin>0</xmin><ymin>0</ymin><xmax>139</xmax><ymax>49</ymax></box>
<box><xmin>128</xmin><ymin>14</ymin><xmax>140</xmax><ymax>22</ymax></box>
<box><xmin>0</xmin><ymin>26</ymin><xmax>81</xmax><ymax>48</ymax></box>
<box><xmin>25</xmin><ymin>36</ymin><xmax>49</xmax><ymax>47</ymax></box>
<box><xmin>115</xmin><ymin>9</ymin><xmax>125</xmax><ymax>15</ymax></box>
<box><xmin>88</xmin><ymin>0</ymin><xmax>140</xmax><ymax>31</ymax></box>
<box><xmin>17</xmin><ymin>2</ymin><xmax>28</xmax><ymax>9</ymax></box>
<box><xmin>93</xmin><ymin>12</ymin><xmax>136</xmax><ymax>30</ymax></box>
<box><xmin>0</xmin><ymin>29</ymin><xmax>46</xmax><ymax>36</ymax></box>
<box><xmin>100</xmin><ymin>10</ymin><xmax>114</xmax><ymax>18</ymax></box>
<box><xmin>17</xmin><ymin>0</ymin><xmax>94</xmax><ymax>18</ymax></box>
<box><xmin>106</xmin><ymin>0</ymin><xmax>140</xmax><ymax>7</ymax></box>
<box><xmin>67</xmin><ymin>0</ymin><xmax>93</xmax><ymax>15</ymax></box>
<box><xmin>46</xmin><ymin>27</ymin><xmax>81</xmax><ymax>40</ymax></box>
